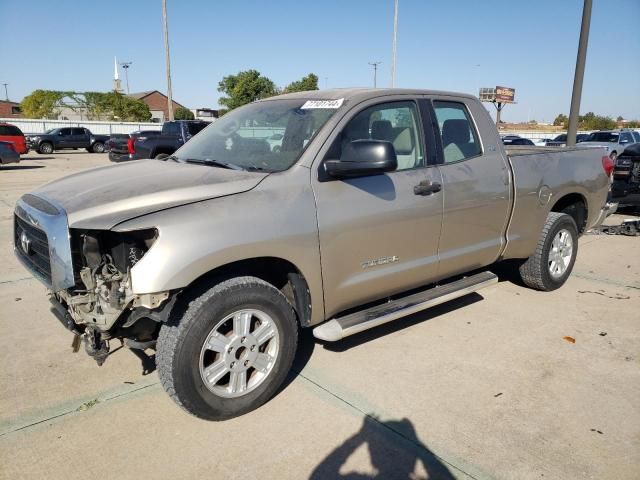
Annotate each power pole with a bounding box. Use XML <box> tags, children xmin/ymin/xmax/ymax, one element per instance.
<box><xmin>1</xmin><ymin>83</ymin><xmax>7</xmax><ymax>101</ymax></box>
<box><xmin>391</xmin><ymin>0</ymin><xmax>399</xmax><ymax>87</ymax></box>
<box><xmin>567</xmin><ymin>0</ymin><xmax>592</xmax><ymax>146</ymax></box>
<box><xmin>162</xmin><ymin>0</ymin><xmax>174</xmax><ymax>121</ymax></box>
<box><xmin>120</xmin><ymin>62</ymin><xmax>132</xmax><ymax>94</ymax></box>
<box><xmin>368</xmin><ymin>62</ymin><xmax>381</xmax><ymax>88</ymax></box>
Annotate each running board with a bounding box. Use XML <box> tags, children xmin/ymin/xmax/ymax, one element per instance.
<box><xmin>313</xmin><ymin>271</ymin><xmax>498</xmax><ymax>342</ymax></box>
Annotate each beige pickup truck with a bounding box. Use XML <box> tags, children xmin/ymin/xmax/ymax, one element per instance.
<box><xmin>14</xmin><ymin>88</ymin><xmax>612</xmax><ymax>420</ymax></box>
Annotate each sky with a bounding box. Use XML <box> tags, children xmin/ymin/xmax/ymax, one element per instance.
<box><xmin>0</xmin><ymin>0</ymin><xmax>639</xmax><ymax>123</ymax></box>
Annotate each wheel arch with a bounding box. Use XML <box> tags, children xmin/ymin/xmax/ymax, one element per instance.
<box><xmin>182</xmin><ymin>256</ymin><xmax>313</xmax><ymax>327</ymax></box>
<box><xmin>550</xmin><ymin>192</ymin><xmax>588</xmax><ymax>233</ymax></box>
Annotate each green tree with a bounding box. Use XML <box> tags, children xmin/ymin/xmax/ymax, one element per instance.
<box><xmin>217</xmin><ymin>70</ymin><xmax>277</xmax><ymax>111</ymax></box>
<box><xmin>20</xmin><ymin>90</ymin><xmax>68</xmax><ymax>119</ymax></box>
<box><xmin>553</xmin><ymin>114</ymin><xmax>568</xmax><ymax>127</ymax></box>
<box><xmin>111</xmin><ymin>92</ymin><xmax>152</xmax><ymax>121</ymax></box>
<box><xmin>174</xmin><ymin>106</ymin><xmax>195</xmax><ymax>120</ymax></box>
<box><xmin>578</xmin><ymin>112</ymin><xmax>615</xmax><ymax>130</ymax></box>
<box><xmin>283</xmin><ymin>73</ymin><xmax>319</xmax><ymax>93</ymax></box>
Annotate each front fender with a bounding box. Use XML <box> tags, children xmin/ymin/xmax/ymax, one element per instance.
<box><xmin>113</xmin><ymin>167</ymin><xmax>325</xmax><ymax>325</ymax></box>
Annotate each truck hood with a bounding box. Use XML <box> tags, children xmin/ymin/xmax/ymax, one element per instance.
<box><xmin>32</xmin><ymin>159</ymin><xmax>269</xmax><ymax>229</ymax></box>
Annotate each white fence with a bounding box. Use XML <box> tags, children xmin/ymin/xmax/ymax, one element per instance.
<box><xmin>499</xmin><ymin>130</ymin><xmax>593</xmax><ymax>141</ymax></box>
<box><xmin>0</xmin><ymin>118</ymin><xmax>162</xmax><ymax>135</ymax></box>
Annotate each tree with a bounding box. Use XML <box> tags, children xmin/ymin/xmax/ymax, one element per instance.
<box><xmin>174</xmin><ymin>106</ymin><xmax>195</xmax><ymax>120</ymax></box>
<box><xmin>217</xmin><ymin>70</ymin><xmax>276</xmax><ymax>111</ymax></box>
<box><xmin>21</xmin><ymin>90</ymin><xmax>68</xmax><ymax>119</ymax></box>
<box><xmin>283</xmin><ymin>73</ymin><xmax>319</xmax><ymax>93</ymax></box>
<box><xmin>616</xmin><ymin>115</ymin><xmax>623</xmax><ymax>122</ymax></box>
<box><xmin>578</xmin><ymin>112</ymin><xmax>615</xmax><ymax>130</ymax></box>
<box><xmin>553</xmin><ymin>114</ymin><xmax>568</xmax><ymax>127</ymax></box>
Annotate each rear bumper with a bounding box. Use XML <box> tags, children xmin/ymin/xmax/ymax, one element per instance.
<box><xmin>108</xmin><ymin>151</ymin><xmax>132</xmax><ymax>162</ymax></box>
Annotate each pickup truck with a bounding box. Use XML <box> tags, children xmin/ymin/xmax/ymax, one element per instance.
<box><xmin>129</xmin><ymin>120</ymin><xmax>209</xmax><ymax>159</ymax></box>
<box><xmin>27</xmin><ymin>127</ymin><xmax>110</xmax><ymax>154</ymax></box>
<box><xmin>14</xmin><ymin>88</ymin><xmax>612</xmax><ymax>421</ymax></box>
<box><xmin>106</xmin><ymin>130</ymin><xmax>162</xmax><ymax>162</ymax></box>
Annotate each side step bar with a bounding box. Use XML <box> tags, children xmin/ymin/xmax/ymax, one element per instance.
<box><xmin>313</xmin><ymin>271</ymin><xmax>498</xmax><ymax>342</ymax></box>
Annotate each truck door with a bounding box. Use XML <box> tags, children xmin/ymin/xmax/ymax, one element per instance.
<box><xmin>313</xmin><ymin>99</ymin><xmax>444</xmax><ymax>317</ymax></box>
<box><xmin>428</xmin><ymin>98</ymin><xmax>511</xmax><ymax>278</ymax></box>
<box><xmin>71</xmin><ymin>128</ymin><xmax>89</xmax><ymax>148</ymax></box>
<box><xmin>57</xmin><ymin>128</ymin><xmax>73</xmax><ymax>148</ymax></box>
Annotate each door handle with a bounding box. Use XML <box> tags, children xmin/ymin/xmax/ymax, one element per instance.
<box><xmin>414</xmin><ymin>180</ymin><xmax>442</xmax><ymax>196</ymax></box>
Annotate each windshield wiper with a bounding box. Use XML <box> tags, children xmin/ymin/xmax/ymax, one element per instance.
<box><xmin>182</xmin><ymin>158</ymin><xmax>243</xmax><ymax>170</ymax></box>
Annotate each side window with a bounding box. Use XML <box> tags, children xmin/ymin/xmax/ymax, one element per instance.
<box><xmin>72</xmin><ymin>128</ymin><xmax>85</xmax><ymax>136</ymax></box>
<box><xmin>336</xmin><ymin>101</ymin><xmax>424</xmax><ymax>171</ymax></box>
<box><xmin>620</xmin><ymin>132</ymin><xmax>632</xmax><ymax>143</ymax></box>
<box><xmin>59</xmin><ymin>128</ymin><xmax>72</xmax><ymax>136</ymax></box>
<box><xmin>633</xmin><ymin>131</ymin><xmax>640</xmax><ymax>142</ymax></box>
<box><xmin>433</xmin><ymin>101</ymin><xmax>482</xmax><ymax>163</ymax></box>
<box><xmin>164</xmin><ymin>122</ymin><xmax>181</xmax><ymax>135</ymax></box>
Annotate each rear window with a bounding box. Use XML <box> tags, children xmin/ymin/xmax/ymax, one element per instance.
<box><xmin>0</xmin><ymin>124</ymin><xmax>23</xmax><ymax>136</ymax></box>
<box><xmin>187</xmin><ymin>122</ymin><xmax>208</xmax><ymax>136</ymax></box>
<box><xmin>163</xmin><ymin>122</ymin><xmax>181</xmax><ymax>135</ymax></box>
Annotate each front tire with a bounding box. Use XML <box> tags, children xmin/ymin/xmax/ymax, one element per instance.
<box><xmin>38</xmin><ymin>142</ymin><xmax>53</xmax><ymax>154</ymax></box>
<box><xmin>156</xmin><ymin>276</ymin><xmax>298</xmax><ymax>420</ymax></box>
<box><xmin>519</xmin><ymin>212</ymin><xmax>578</xmax><ymax>291</ymax></box>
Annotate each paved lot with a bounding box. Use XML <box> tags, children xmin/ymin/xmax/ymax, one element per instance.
<box><xmin>1</xmin><ymin>152</ymin><xmax>639</xmax><ymax>479</ymax></box>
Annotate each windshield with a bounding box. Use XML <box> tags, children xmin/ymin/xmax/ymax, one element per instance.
<box><xmin>586</xmin><ymin>132</ymin><xmax>619</xmax><ymax>142</ymax></box>
<box><xmin>172</xmin><ymin>99</ymin><xmax>338</xmax><ymax>172</ymax></box>
<box><xmin>45</xmin><ymin>129</ymin><xmax>56</xmax><ymax>134</ymax></box>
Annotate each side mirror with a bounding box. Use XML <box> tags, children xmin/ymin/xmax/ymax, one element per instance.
<box><xmin>324</xmin><ymin>140</ymin><xmax>398</xmax><ymax>179</ymax></box>
<box><xmin>58</xmin><ymin>131</ymin><xmax>64</xmax><ymax>136</ymax></box>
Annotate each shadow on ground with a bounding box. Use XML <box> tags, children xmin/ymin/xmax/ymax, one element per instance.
<box><xmin>310</xmin><ymin>415</ymin><xmax>454</xmax><ymax>479</ymax></box>
<box><xmin>0</xmin><ymin>165</ymin><xmax>45</xmax><ymax>171</ymax></box>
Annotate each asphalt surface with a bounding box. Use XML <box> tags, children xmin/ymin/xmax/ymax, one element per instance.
<box><xmin>1</xmin><ymin>152</ymin><xmax>639</xmax><ymax>479</ymax></box>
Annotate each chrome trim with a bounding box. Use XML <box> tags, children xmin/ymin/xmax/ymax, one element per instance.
<box><xmin>14</xmin><ymin>195</ymin><xmax>74</xmax><ymax>292</ymax></box>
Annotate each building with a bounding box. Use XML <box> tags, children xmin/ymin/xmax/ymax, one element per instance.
<box><xmin>0</xmin><ymin>100</ymin><xmax>23</xmax><ymax>118</ymax></box>
<box><xmin>128</xmin><ymin>91</ymin><xmax>187</xmax><ymax>123</ymax></box>
<box><xmin>192</xmin><ymin>108</ymin><xmax>219</xmax><ymax>121</ymax></box>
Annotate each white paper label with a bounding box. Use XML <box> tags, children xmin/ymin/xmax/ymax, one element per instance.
<box><xmin>300</xmin><ymin>98</ymin><xmax>344</xmax><ymax>109</ymax></box>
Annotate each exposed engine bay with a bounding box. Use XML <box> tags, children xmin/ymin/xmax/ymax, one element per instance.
<box><xmin>53</xmin><ymin>228</ymin><xmax>173</xmax><ymax>366</ymax></box>
<box><xmin>611</xmin><ymin>144</ymin><xmax>640</xmax><ymax>208</ymax></box>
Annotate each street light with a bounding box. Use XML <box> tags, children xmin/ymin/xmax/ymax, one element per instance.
<box><xmin>368</xmin><ymin>62</ymin><xmax>382</xmax><ymax>88</ymax></box>
<box><xmin>391</xmin><ymin>0</ymin><xmax>398</xmax><ymax>87</ymax></box>
<box><xmin>120</xmin><ymin>62</ymin><xmax>132</xmax><ymax>94</ymax></box>
<box><xmin>162</xmin><ymin>0</ymin><xmax>174</xmax><ymax>121</ymax></box>
<box><xmin>1</xmin><ymin>83</ymin><xmax>8</xmax><ymax>101</ymax></box>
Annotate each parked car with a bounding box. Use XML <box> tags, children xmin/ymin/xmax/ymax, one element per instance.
<box><xmin>106</xmin><ymin>130</ymin><xmax>162</xmax><ymax>162</ymax></box>
<box><xmin>503</xmin><ymin>137</ymin><xmax>535</xmax><ymax>146</ymax></box>
<box><xmin>610</xmin><ymin>143</ymin><xmax>640</xmax><ymax>207</ymax></box>
<box><xmin>0</xmin><ymin>122</ymin><xmax>28</xmax><ymax>154</ymax></box>
<box><xmin>129</xmin><ymin>120</ymin><xmax>209</xmax><ymax>159</ymax></box>
<box><xmin>27</xmin><ymin>127</ymin><xmax>109</xmax><ymax>154</ymax></box>
<box><xmin>14</xmin><ymin>88</ymin><xmax>611</xmax><ymax>420</ymax></box>
<box><xmin>579</xmin><ymin>129</ymin><xmax>638</xmax><ymax>161</ymax></box>
<box><xmin>539</xmin><ymin>133</ymin><xmax>589</xmax><ymax>147</ymax></box>
<box><xmin>0</xmin><ymin>140</ymin><xmax>20</xmax><ymax>165</ymax></box>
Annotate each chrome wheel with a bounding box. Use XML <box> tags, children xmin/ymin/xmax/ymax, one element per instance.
<box><xmin>92</xmin><ymin>142</ymin><xmax>105</xmax><ymax>153</ymax></box>
<box><xmin>39</xmin><ymin>143</ymin><xmax>53</xmax><ymax>154</ymax></box>
<box><xmin>199</xmin><ymin>309</ymin><xmax>279</xmax><ymax>398</ymax></box>
<box><xmin>548</xmin><ymin>228</ymin><xmax>573</xmax><ymax>278</ymax></box>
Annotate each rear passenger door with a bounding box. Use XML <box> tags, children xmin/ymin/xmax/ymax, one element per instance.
<box><xmin>429</xmin><ymin>98</ymin><xmax>511</xmax><ymax>278</ymax></box>
<box><xmin>71</xmin><ymin>128</ymin><xmax>90</xmax><ymax>148</ymax></box>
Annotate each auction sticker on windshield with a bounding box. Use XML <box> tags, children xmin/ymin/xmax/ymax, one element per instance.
<box><xmin>301</xmin><ymin>98</ymin><xmax>344</xmax><ymax>109</ymax></box>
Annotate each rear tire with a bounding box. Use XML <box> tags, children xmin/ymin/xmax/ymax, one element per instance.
<box><xmin>38</xmin><ymin>142</ymin><xmax>53</xmax><ymax>154</ymax></box>
<box><xmin>519</xmin><ymin>212</ymin><xmax>578</xmax><ymax>291</ymax></box>
<box><xmin>156</xmin><ymin>277</ymin><xmax>298</xmax><ymax>421</ymax></box>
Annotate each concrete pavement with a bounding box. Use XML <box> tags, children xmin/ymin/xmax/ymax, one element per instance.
<box><xmin>1</xmin><ymin>152</ymin><xmax>639</xmax><ymax>479</ymax></box>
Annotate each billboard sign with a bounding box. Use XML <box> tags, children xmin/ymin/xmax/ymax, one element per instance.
<box><xmin>495</xmin><ymin>86</ymin><xmax>515</xmax><ymax>103</ymax></box>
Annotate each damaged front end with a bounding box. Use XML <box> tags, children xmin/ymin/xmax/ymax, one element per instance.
<box><xmin>14</xmin><ymin>195</ymin><xmax>175</xmax><ymax>366</ymax></box>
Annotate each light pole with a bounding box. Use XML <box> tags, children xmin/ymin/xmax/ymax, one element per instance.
<box><xmin>368</xmin><ymin>62</ymin><xmax>382</xmax><ymax>88</ymax></box>
<box><xmin>120</xmin><ymin>62</ymin><xmax>132</xmax><ymax>94</ymax></box>
<box><xmin>567</xmin><ymin>0</ymin><xmax>592</xmax><ymax>146</ymax></box>
<box><xmin>162</xmin><ymin>0</ymin><xmax>174</xmax><ymax>121</ymax></box>
<box><xmin>1</xmin><ymin>83</ymin><xmax>8</xmax><ymax>101</ymax></box>
<box><xmin>391</xmin><ymin>0</ymin><xmax>398</xmax><ymax>87</ymax></box>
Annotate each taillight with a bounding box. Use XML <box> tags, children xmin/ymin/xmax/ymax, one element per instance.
<box><xmin>602</xmin><ymin>155</ymin><xmax>614</xmax><ymax>176</ymax></box>
<box><xmin>127</xmin><ymin>138</ymin><xmax>135</xmax><ymax>154</ymax></box>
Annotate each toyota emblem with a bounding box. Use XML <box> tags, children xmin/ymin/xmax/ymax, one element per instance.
<box><xmin>20</xmin><ymin>231</ymin><xmax>32</xmax><ymax>255</ymax></box>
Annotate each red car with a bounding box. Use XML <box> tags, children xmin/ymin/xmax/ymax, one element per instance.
<box><xmin>0</xmin><ymin>123</ymin><xmax>28</xmax><ymax>154</ymax></box>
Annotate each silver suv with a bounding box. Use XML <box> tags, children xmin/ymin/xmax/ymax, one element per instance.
<box><xmin>579</xmin><ymin>129</ymin><xmax>639</xmax><ymax>161</ymax></box>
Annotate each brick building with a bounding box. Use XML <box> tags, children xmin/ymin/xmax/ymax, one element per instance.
<box><xmin>127</xmin><ymin>90</ymin><xmax>187</xmax><ymax>123</ymax></box>
<box><xmin>0</xmin><ymin>100</ymin><xmax>23</xmax><ymax>118</ymax></box>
